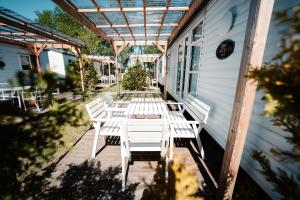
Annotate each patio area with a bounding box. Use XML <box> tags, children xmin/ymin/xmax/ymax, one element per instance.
<box><xmin>47</xmin><ymin>93</ymin><xmax>217</xmax><ymax>199</ymax></box>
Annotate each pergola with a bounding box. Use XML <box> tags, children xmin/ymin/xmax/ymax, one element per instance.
<box><xmin>52</xmin><ymin>0</ymin><xmax>204</xmax><ymax>94</ymax></box>
<box><xmin>83</xmin><ymin>54</ymin><xmax>120</xmax><ymax>84</ymax></box>
<box><xmin>129</xmin><ymin>54</ymin><xmax>160</xmax><ymax>66</ymax></box>
<box><xmin>0</xmin><ymin>6</ymin><xmax>86</xmax><ymax>91</ymax></box>
<box><xmin>52</xmin><ymin>1</ymin><xmax>276</xmax><ymax>199</ymax></box>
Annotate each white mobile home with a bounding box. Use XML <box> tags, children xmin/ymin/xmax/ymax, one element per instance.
<box><xmin>156</xmin><ymin>54</ymin><xmax>166</xmax><ymax>86</ymax></box>
<box><xmin>165</xmin><ymin>0</ymin><xmax>298</xmax><ymax>199</ymax></box>
<box><xmin>0</xmin><ymin>43</ymin><xmax>35</xmax><ymax>85</ymax></box>
<box><xmin>40</xmin><ymin>49</ymin><xmax>77</xmax><ymax>78</ymax></box>
<box><xmin>0</xmin><ymin>43</ymin><xmax>77</xmax><ymax>85</ymax></box>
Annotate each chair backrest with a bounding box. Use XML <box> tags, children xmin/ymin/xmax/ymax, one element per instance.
<box><xmin>183</xmin><ymin>95</ymin><xmax>210</xmax><ymax>124</ymax></box>
<box><xmin>85</xmin><ymin>97</ymin><xmax>106</xmax><ymax>122</ymax></box>
<box><xmin>0</xmin><ymin>83</ymin><xmax>9</xmax><ymax>89</ymax></box>
<box><xmin>123</xmin><ymin>118</ymin><xmax>168</xmax><ymax>152</ymax></box>
<box><xmin>101</xmin><ymin>93</ymin><xmax>114</xmax><ymax>107</ymax></box>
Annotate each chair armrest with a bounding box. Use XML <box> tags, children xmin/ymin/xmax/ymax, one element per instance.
<box><xmin>164</xmin><ymin>102</ymin><xmax>183</xmax><ymax>105</ymax></box>
<box><xmin>106</xmin><ymin>107</ymin><xmax>127</xmax><ymax>112</ymax></box>
<box><xmin>90</xmin><ymin>118</ymin><xmax>123</xmax><ymax>123</ymax></box>
<box><xmin>114</xmin><ymin>100</ymin><xmax>130</xmax><ymax>104</ymax></box>
<box><xmin>169</xmin><ymin>120</ymin><xmax>200</xmax><ymax>125</ymax></box>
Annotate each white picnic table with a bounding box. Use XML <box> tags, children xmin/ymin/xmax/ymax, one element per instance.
<box><xmin>0</xmin><ymin>86</ymin><xmax>31</xmax><ymax>109</ymax></box>
<box><xmin>126</xmin><ymin>97</ymin><xmax>169</xmax><ymax>119</ymax></box>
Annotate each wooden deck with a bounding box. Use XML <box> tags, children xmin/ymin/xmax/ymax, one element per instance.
<box><xmin>47</xmin><ymin>128</ymin><xmax>217</xmax><ymax>199</ymax></box>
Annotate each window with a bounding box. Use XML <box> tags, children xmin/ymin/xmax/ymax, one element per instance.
<box><xmin>19</xmin><ymin>55</ymin><xmax>32</xmax><ymax>70</ymax></box>
<box><xmin>188</xmin><ymin>22</ymin><xmax>203</xmax><ymax>97</ymax></box>
<box><xmin>181</xmin><ymin>37</ymin><xmax>189</xmax><ymax>98</ymax></box>
<box><xmin>176</xmin><ymin>43</ymin><xmax>183</xmax><ymax>95</ymax></box>
<box><xmin>159</xmin><ymin>60</ymin><xmax>162</xmax><ymax>73</ymax></box>
<box><xmin>192</xmin><ymin>22</ymin><xmax>203</xmax><ymax>42</ymax></box>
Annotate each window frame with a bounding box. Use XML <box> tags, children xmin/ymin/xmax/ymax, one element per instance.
<box><xmin>175</xmin><ymin>41</ymin><xmax>184</xmax><ymax>95</ymax></box>
<box><xmin>186</xmin><ymin>20</ymin><xmax>204</xmax><ymax>98</ymax></box>
<box><xmin>18</xmin><ymin>54</ymin><xmax>32</xmax><ymax>71</ymax></box>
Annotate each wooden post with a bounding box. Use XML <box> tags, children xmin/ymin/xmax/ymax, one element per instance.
<box><xmin>217</xmin><ymin>0</ymin><xmax>274</xmax><ymax>199</ymax></box>
<box><xmin>163</xmin><ymin>50</ymin><xmax>168</xmax><ymax>100</ymax></box>
<box><xmin>108</xmin><ymin>61</ymin><xmax>111</xmax><ymax>85</ymax></box>
<box><xmin>29</xmin><ymin>44</ymin><xmax>47</xmax><ymax>78</ymax></box>
<box><xmin>154</xmin><ymin>43</ymin><xmax>168</xmax><ymax>99</ymax></box>
<box><xmin>115</xmin><ymin>56</ymin><xmax>120</xmax><ymax>94</ymax></box>
<box><xmin>75</xmin><ymin>48</ymin><xmax>85</xmax><ymax>93</ymax></box>
<box><xmin>113</xmin><ymin>42</ymin><xmax>128</xmax><ymax>94</ymax></box>
<box><xmin>156</xmin><ymin>60</ymin><xmax>159</xmax><ymax>88</ymax></box>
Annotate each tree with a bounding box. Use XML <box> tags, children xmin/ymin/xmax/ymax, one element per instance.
<box><xmin>142</xmin><ymin>46</ymin><xmax>161</xmax><ymax>54</ymax></box>
<box><xmin>119</xmin><ymin>46</ymin><xmax>134</xmax><ymax>68</ymax></box>
<box><xmin>66</xmin><ymin>60</ymin><xmax>98</xmax><ymax>92</ymax></box>
<box><xmin>249</xmin><ymin>6</ymin><xmax>300</xmax><ymax>199</ymax></box>
<box><xmin>122</xmin><ymin>65</ymin><xmax>149</xmax><ymax>90</ymax></box>
<box><xmin>35</xmin><ymin>7</ymin><xmax>113</xmax><ymax>56</ymax></box>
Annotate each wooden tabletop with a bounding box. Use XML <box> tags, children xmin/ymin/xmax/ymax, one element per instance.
<box><xmin>126</xmin><ymin>98</ymin><xmax>168</xmax><ymax>119</ymax></box>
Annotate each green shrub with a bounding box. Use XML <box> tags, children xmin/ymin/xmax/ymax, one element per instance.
<box><xmin>66</xmin><ymin>59</ymin><xmax>98</xmax><ymax>92</ymax></box>
<box><xmin>122</xmin><ymin>65</ymin><xmax>148</xmax><ymax>90</ymax></box>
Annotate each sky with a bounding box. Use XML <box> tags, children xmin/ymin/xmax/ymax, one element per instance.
<box><xmin>1</xmin><ymin>0</ymin><xmax>55</xmax><ymax>20</ymax></box>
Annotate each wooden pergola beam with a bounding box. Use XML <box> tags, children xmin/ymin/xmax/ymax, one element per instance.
<box><xmin>113</xmin><ymin>42</ymin><xmax>129</xmax><ymax>56</ymax></box>
<box><xmin>96</xmin><ymin>23</ymin><xmax>178</xmax><ymax>28</ymax></box>
<box><xmin>108</xmin><ymin>33</ymin><xmax>170</xmax><ymax>37</ymax></box>
<box><xmin>52</xmin><ymin>0</ymin><xmax>111</xmax><ymax>42</ymax></box>
<box><xmin>217</xmin><ymin>0</ymin><xmax>275</xmax><ymax>199</ymax></box>
<box><xmin>156</xmin><ymin>0</ymin><xmax>170</xmax><ymax>42</ymax></box>
<box><xmin>0</xmin><ymin>15</ymin><xmax>81</xmax><ymax>48</ymax></box>
<box><xmin>78</xmin><ymin>6</ymin><xmax>189</xmax><ymax>12</ymax></box>
<box><xmin>0</xmin><ymin>32</ymin><xmax>36</xmax><ymax>36</ymax></box>
<box><xmin>117</xmin><ymin>0</ymin><xmax>135</xmax><ymax>41</ymax></box>
<box><xmin>168</xmin><ymin>0</ymin><xmax>205</xmax><ymax>46</ymax></box>
<box><xmin>152</xmin><ymin>42</ymin><xmax>166</xmax><ymax>53</ymax></box>
<box><xmin>0</xmin><ymin>37</ymin><xmax>32</xmax><ymax>47</ymax></box>
<box><xmin>114</xmin><ymin>40</ymin><xmax>166</xmax><ymax>46</ymax></box>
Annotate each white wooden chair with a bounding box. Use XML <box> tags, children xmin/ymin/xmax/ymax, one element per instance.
<box><xmin>151</xmin><ymin>79</ymin><xmax>157</xmax><ymax>87</ymax></box>
<box><xmin>22</xmin><ymin>87</ymin><xmax>43</xmax><ymax>112</ymax></box>
<box><xmin>85</xmin><ymin>95</ymin><xmax>127</xmax><ymax>158</ymax></box>
<box><xmin>101</xmin><ymin>92</ymin><xmax>129</xmax><ymax>109</ymax></box>
<box><xmin>166</xmin><ymin>95</ymin><xmax>210</xmax><ymax>160</ymax></box>
<box><xmin>120</xmin><ymin>118</ymin><xmax>170</xmax><ymax>189</ymax></box>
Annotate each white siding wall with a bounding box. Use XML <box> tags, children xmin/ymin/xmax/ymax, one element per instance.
<box><xmin>167</xmin><ymin>0</ymin><xmax>299</xmax><ymax>199</ymax></box>
<box><xmin>40</xmin><ymin>51</ymin><xmax>50</xmax><ymax>73</ymax></box>
<box><xmin>243</xmin><ymin>0</ymin><xmax>300</xmax><ymax>199</ymax></box>
<box><xmin>0</xmin><ymin>43</ymin><xmax>33</xmax><ymax>85</ymax></box>
<box><xmin>40</xmin><ymin>50</ymin><xmax>77</xmax><ymax>78</ymax></box>
<box><xmin>47</xmin><ymin>51</ymin><xmax>66</xmax><ymax>77</ymax></box>
<box><xmin>157</xmin><ymin>54</ymin><xmax>165</xmax><ymax>85</ymax></box>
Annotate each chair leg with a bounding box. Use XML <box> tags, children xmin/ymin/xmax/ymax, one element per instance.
<box><xmin>17</xmin><ymin>96</ymin><xmax>21</xmax><ymax>109</ymax></box>
<box><xmin>35</xmin><ymin>100</ymin><xmax>40</xmax><ymax>112</ymax></box>
<box><xmin>92</xmin><ymin>122</ymin><xmax>100</xmax><ymax>158</ymax></box>
<box><xmin>193</xmin><ymin>124</ymin><xmax>205</xmax><ymax>159</ymax></box>
<box><xmin>121</xmin><ymin>140</ymin><xmax>126</xmax><ymax>190</ymax></box>
<box><xmin>21</xmin><ymin>94</ymin><xmax>26</xmax><ymax>112</ymax></box>
<box><xmin>170</xmin><ymin>136</ymin><xmax>174</xmax><ymax>161</ymax></box>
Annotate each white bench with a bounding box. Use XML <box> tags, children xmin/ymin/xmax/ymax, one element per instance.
<box><xmin>85</xmin><ymin>94</ymin><xmax>127</xmax><ymax>158</ymax></box>
<box><xmin>166</xmin><ymin>95</ymin><xmax>210</xmax><ymax>160</ymax></box>
<box><xmin>120</xmin><ymin>118</ymin><xmax>169</xmax><ymax>189</ymax></box>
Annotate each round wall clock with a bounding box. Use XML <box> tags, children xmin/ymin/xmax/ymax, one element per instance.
<box><xmin>219</xmin><ymin>10</ymin><xmax>234</xmax><ymax>36</ymax></box>
<box><xmin>216</xmin><ymin>39</ymin><xmax>235</xmax><ymax>60</ymax></box>
<box><xmin>0</xmin><ymin>61</ymin><xmax>5</xmax><ymax>69</ymax></box>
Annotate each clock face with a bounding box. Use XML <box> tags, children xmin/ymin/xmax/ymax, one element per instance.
<box><xmin>216</xmin><ymin>39</ymin><xmax>235</xmax><ymax>60</ymax></box>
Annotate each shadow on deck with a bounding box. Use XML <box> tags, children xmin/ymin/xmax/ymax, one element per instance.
<box><xmin>46</xmin><ymin>128</ymin><xmax>217</xmax><ymax>199</ymax></box>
